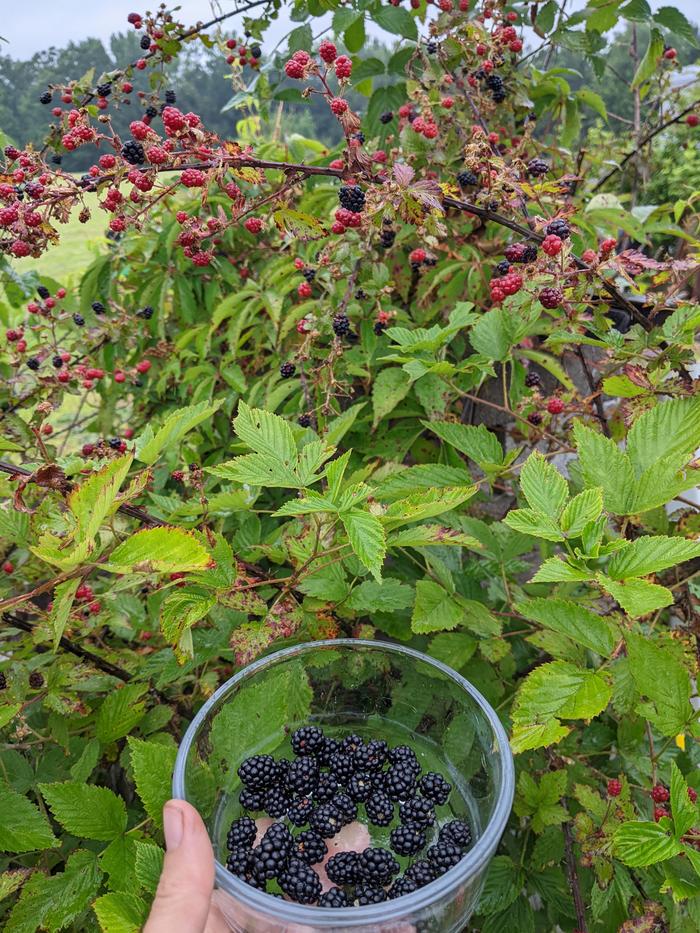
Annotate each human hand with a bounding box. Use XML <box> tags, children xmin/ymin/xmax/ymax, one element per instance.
<box><xmin>144</xmin><ymin>799</ymin><xmax>228</xmax><ymax>933</ymax></box>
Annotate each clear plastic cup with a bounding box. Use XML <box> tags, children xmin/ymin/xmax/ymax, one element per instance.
<box><xmin>173</xmin><ymin>639</ymin><xmax>514</xmax><ymax>932</ymax></box>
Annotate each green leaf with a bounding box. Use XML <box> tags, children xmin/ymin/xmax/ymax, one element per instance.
<box><xmin>340</xmin><ymin>509</ymin><xmax>386</xmax><ymax>581</ymax></box>
<box><xmin>515</xmin><ymin>771</ymin><xmax>568</xmax><ymax>834</ymax></box>
<box><xmin>235</xmin><ymin>400</ymin><xmax>297</xmax><ymax>462</ymax></box>
<box><xmin>134</xmin><ymin>842</ymin><xmax>164</xmax><ymax>895</ymax></box>
<box><xmin>344</xmin><ymin>13</ymin><xmax>366</xmax><ymax>52</ymax></box>
<box><xmin>620</xmin><ymin>0</ymin><xmax>652</xmax><ymax>22</ymax></box>
<box><xmin>607</xmin><ymin>535</ymin><xmax>700</xmax><ymax>579</ymax></box>
<box><xmin>383</xmin><ymin>485</ymin><xmax>477</xmax><ymax>529</ymax></box>
<box><xmin>48</xmin><ymin>578</ymin><xmax>79</xmax><ymax>652</ymax></box>
<box><xmin>387</xmin><ymin>524</ymin><xmax>482</xmax><ymax>550</ymax></box>
<box><xmin>511</xmin><ymin>661</ymin><xmax>611</xmax><ymax>753</ymax></box>
<box><xmin>134</xmin><ymin>400</ymin><xmax>222</xmax><ymax>465</ymax></box>
<box><xmin>519</xmin><ymin>451</ymin><xmax>569</xmax><ymax>518</ymax></box>
<box><xmin>100</xmin><ymin>835</ymin><xmax>138</xmax><ymax>893</ymax></box>
<box><xmin>477</xmin><ymin>855</ymin><xmax>521</xmax><ymax>915</ymax></box>
<box><xmin>517</xmin><ymin>598</ymin><xmax>619</xmax><ymax>657</ymax></box>
<box><xmin>324</xmin><ymin>403</ymin><xmax>365</xmax><ymax>446</ymax></box>
<box><xmin>96</xmin><ymin>684</ymin><xmax>148</xmax><ymax>744</ymax></box>
<box><xmin>273</xmin><ymin>491</ymin><xmax>338</xmax><ymax>517</ymax></box>
<box><xmin>530</xmin><ymin>558</ymin><xmax>595</xmax><ymax>583</ymax></box>
<box><xmin>106</xmin><ymin>527</ymin><xmax>211</xmax><ymax>574</ymax></box>
<box><xmin>160</xmin><ymin>588</ymin><xmax>216</xmax><ymax>647</ymax></box>
<box><xmin>374</xmin><ymin>463</ymin><xmax>473</xmax><ymax>501</ymax></box>
<box><xmin>346</xmin><ymin>578</ymin><xmax>414</xmax><ymax>612</ymax></box>
<box><xmin>372</xmin><ymin>367</ymin><xmax>411</xmax><ymax>428</ymax></box>
<box><xmin>372</xmin><ymin>4</ymin><xmax>418</xmax><ymax>39</ymax></box>
<box><xmin>470</xmin><ymin>308</ymin><xmax>512</xmax><ymax>361</ymax></box>
<box><xmin>627</xmin><ymin>397</ymin><xmax>700</xmax><ymax>475</ymax></box>
<box><xmin>626</xmin><ymin>633</ymin><xmax>692</xmax><ymax>736</ymax></box>
<box><xmin>93</xmin><ymin>892</ymin><xmax>149</xmax><ymax>933</ymax></box>
<box><xmin>503</xmin><ymin>508</ymin><xmax>564</xmax><ymax>542</ymax></box>
<box><xmin>614</xmin><ymin>821</ymin><xmax>681</xmax><ymax>867</ymax></box>
<box><xmin>653</xmin><ymin>6</ymin><xmax>698</xmax><ymax>45</ymax></box>
<box><xmin>0</xmin><ymin>787</ymin><xmax>58</xmax><ymax>853</ymax></box>
<box><xmin>411</xmin><ymin>580</ymin><xmax>464</xmax><ymax>634</ymax></box>
<box><xmin>670</xmin><ymin>762</ymin><xmax>697</xmax><ymax>838</ymax></box>
<box><xmin>127</xmin><ymin>738</ymin><xmax>178</xmax><ymax>830</ymax></box>
<box><xmin>6</xmin><ymin>850</ymin><xmax>101</xmax><ymax>933</ymax></box>
<box><xmin>598</xmin><ymin>575</ymin><xmax>673</xmax><ymax>619</ymax></box>
<box><xmin>573</xmin><ymin>422</ymin><xmax>636</xmax><ymax>515</ymax></box>
<box><xmin>426</xmin><ymin>422</ymin><xmax>503</xmax><ymax>466</ymax></box>
<box><xmin>560</xmin><ymin>488</ymin><xmax>603</xmax><ymax>536</ymax></box>
<box><xmin>0</xmin><ymin>871</ymin><xmax>26</xmax><ymax>901</ymax></box>
<box><xmin>40</xmin><ymin>782</ymin><xmax>127</xmax><ymax>841</ymax></box>
<box><xmin>631</xmin><ymin>27</ymin><xmax>664</xmax><ymax>88</ymax></box>
<box><xmin>288</xmin><ymin>23</ymin><xmax>312</xmax><ymax>53</ymax></box>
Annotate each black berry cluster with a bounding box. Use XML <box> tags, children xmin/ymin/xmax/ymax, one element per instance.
<box><xmin>227</xmin><ymin>725</ymin><xmax>472</xmax><ymax>907</ymax></box>
<box><xmin>338</xmin><ymin>185</ymin><xmax>365</xmax><ymax>213</ymax></box>
<box><xmin>121</xmin><ymin>139</ymin><xmax>146</xmax><ymax>165</ymax></box>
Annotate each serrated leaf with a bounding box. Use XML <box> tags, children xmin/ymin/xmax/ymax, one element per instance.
<box><xmin>607</xmin><ymin>536</ymin><xmax>700</xmax><ymax>579</ymax></box>
<box><xmin>517</xmin><ymin>598</ymin><xmax>619</xmax><ymax>657</ymax></box>
<box><xmin>48</xmin><ymin>577</ymin><xmax>79</xmax><ymax>651</ymax></box>
<box><xmin>160</xmin><ymin>589</ymin><xmax>216</xmax><ymax>647</ymax></box>
<box><xmin>5</xmin><ymin>850</ymin><xmax>101</xmax><ymax>933</ymax></box>
<box><xmin>0</xmin><ymin>787</ymin><xmax>58</xmax><ymax>853</ymax></box>
<box><xmin>503</xmin><ymin>508</ymin><xmax>564</xmax><ymax>541</ymax></box>
<box><xmin>573</xmin><ymin>422</ymin><xmax>636</xmax><ymax>515</ymax></box>
<box><xmin>346</xmin><ymin>578</ymin><xmax>414</xmax><ymax>612</ymax></box>
<box><xmin>631</xmin><ymin>27</ymin><xmax>664</xmax><ymax>88</ymax></box>
<box><xmin>134</xmin><ymin>842</ymin><xmax>164</xmax><ymax>894</ymax></box>
<box><xmin>575</xmin><ymin>88</ymin><xmax>607</xmax><ymax>120</ymax></box>
<box><xmin>127</xmin><ymin>738</ymin><xmax>178</xmax><ymax>830</ymax></box>
<box><xmin>519</xmin><ymin>451</ymin><xmax>569</xmax><ymax>518</ymax></box>
<box><xmin>653</xmin><ymin>6</ymin><xmax>698</xmax><ymax>44</ymax></box>
<box><xmin>560</xmin><ymin>488</ymin><xmax>603</xmax><ymax>536</ymax></box>
<box><xmin>627</xmin><ymin>397</ymin><xmax>700</xmax><ymax>475</ymax></box>
<box><xmin>67</xmin><ymin>454</ymin><xmax>133</xmax><ymax>547</ymax></box>
<box><xmin>40</xmin><ymin>782</ymin><xmax>126</xmax><ymax>841</ymax></box>
<box><xmin>383</xmin><ymin>485</ymin><xmax>477</xmax><ymax>529</ymax></box>
<box><xmin>626</xmin><ymin>633</ymin><xmax>692</xmax><ymax>736</ymax></box>
<box><xmin>411</xmin><ymin>580</ymin><xmax>464</xmax><ymax>633</ymax></box>
<box><xmin>93</xmin><ymin>892</ymin><xmax>149</xmax><ymax>933</ymax></box>
<box><xmin>387</xmin><ymin>524</ymin><xmax>482</xmax><ymax>550</ymax></box>
<box><xmin>340</xmin><ymin>509</ymin><xmax>386</xmax><ymax>581</ymax></box>
<box><xmin>96</xmin><ymin>684</ymin><xmax>148</xmax><ymax>744</ymax></box>
<box><xmin>477</xmin><ymin>855</ymin><xmax>521</xmax><ymax>915</ymax></box>
<box><xmin>670</xmin><ymin>762</ymin><xmax>697</xmax><ymax>838</ymax></box>
<box><xmin>372</xmin><ymin>4</ymin><xmax>418</xmax><ymax>39</ymax></box>
<box><xmin>426</xmin><ymin>421</ymin><xmax>503</xmax><ymax>466</ymax></box>
<box><xmin>372</xmin><ymin>367</ymin><xmax>411</xmax><ymax>428</ymax></box>
<box><xmin>106</xmin><ymin>527</ymin><xmax>210</xmax><ymax>574</ymax></box>
<box><xmin>324</xmin><ymin>403</ymin><xmax>365</xmax><ymax>446</ymax></box>
<box><xmin>614</xmin><ymin>821</ymin><xmax>681</xmax><ymax>867</ymax></box>
<box><xmin>598</xmin><ymin>575</ymin><xmax>673</xmax><ymax>618</ymax></box>
<box><xmin>100</xmin><ymin>835</ymin><xmax>138</xmax><ymax>893</ymax></box>
<box><xmin>273</xmin><ymin>492</ymin><xmax>338</xmax><ymax>517</ymax></box>
<box><xmin>530</xmin><ymin>558</ymin><xmax>595</xmax><ymax>583</ymax></box>
<box><xmin>374</xmin><ymin>463</ymin><xmax>473</xmax><ymax>501</ymax></box>
<box><xmin>134</xmin><ymin>400</ymin><xmax>221</xmax><ymax>465</ymax></box>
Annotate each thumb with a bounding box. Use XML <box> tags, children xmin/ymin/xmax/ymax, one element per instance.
<box><xmin>144</xmin><ymin>799</ymin><xmax>215</xmax><ymax>933</ymax></box>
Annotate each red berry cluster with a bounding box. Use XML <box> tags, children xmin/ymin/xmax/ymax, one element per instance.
<box><xmin>489</xmin><ymin>271</ymin><xmax>522</xmax><ymax>303</ymax></box>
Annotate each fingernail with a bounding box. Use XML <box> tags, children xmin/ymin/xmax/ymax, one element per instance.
<box><xmin>163</xmin><ymin>802</ymin><xmax>185</xmax><ymax>851</ymax></box>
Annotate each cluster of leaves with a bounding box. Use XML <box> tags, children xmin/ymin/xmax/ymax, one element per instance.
<box><xmin>1</xmin><ymin>0</ymin><xmax>700</xmax><ymax>930</ymax></box>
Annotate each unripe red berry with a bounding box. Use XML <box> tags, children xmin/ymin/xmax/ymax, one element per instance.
<box><xmin>547</xmin><ymin>397</ymin><xmax>565</xmax><ymax>415</ymax></box>
<box><xmin>319</xmin><ymin>40</ymin><xmax>337</xmax><ymax>63</ymax></box>
<box><xmin>122</xmin><ymin>82</ymin><xmax>133</xmax><ymax>93</ymax></box>
<box><xmin>335</xmin><ymin>56</ymin><xmax>352</xmax><ymax>79</ymax></box>
<box><xmin>244</xmin><ymin>217</ymin><xmax>263</xmax><ymax>234</ymax></box>
<box><xmin>539</xmin><ymin>287</ymin><xmax>563</xmax><ymax>309</ymax></box>
<box><xmin>135</xmin><ymin>359</ymin><xmax>151</xmax><ymax>373</ymax></box>
<box><xmin>483</xmin><ymin>60</ymin><xmax>494</xmax><ymax>73</ymax></box>
<box><xmin>329</xmin><ymin>158</ymin><xmax>344</xmax><ymax>170</ymax></box>
<box><xmin>542</xmin><ymin>234</ymin><xmax>562</xmax><ymax>256</ymax></box>
<box><xmin>181</xmin><ymin>168</ymin><xmax>206</xmax><ymax>188</ymax></box>
<box><xmin>330</xmin><ymin>98</ymin><xmax>348</xmax><ymax>115</ymax></box>
<box><xmin>294</xmin><ymin>258</ymin><xmax>304</xmax><ymax>270</ymax></box>
<box><xmin>663</xmin><ymin>47</ymin><xmax>677</xmax><ymax>60</ymax></box>
<box><xmin>2</xmin><ymin>561</ymin><xmax>13</xmax><ymax>574</ymax></box>
<box><xmin>226</xmin><ymin>38</ymin><xmax>237</xmax><ymax>49</ymax></box>
<box><xmin>82</xmin><ymin>443</ymin><xmax>95</xmax><ymax>456</ymax></box>
<box><xmin>581</xmin><ymin>249</ymin><xmax>597</xmax><ymax>264</ymax></box>
<box><xmin>607</xmin><ymin>779</ymin><xmax>621</xmax><ymax>798</ymax></box>
<box><xmin>459</xmin><ymin>0</ymin><xmax>469</xmax><ymax>9</ymax></box>
<box><xmin>285</xmin><ymin>58</ymin><xmax>305</xmax><ymax>79</ymax></box>
<box><xmin>58</xmin><ymin>370</ymin><xmax>70</xmax><ymax>383</ymax></box>
<box><xmin>488</xmin><ymin>131</ymin><xmax>499</xmax><ymax>145</ymax></box>
<box><xmin>298</xmin><ymin>281</ymin><xmax>312</xmax><ymax>298</ymax></box>
<box><xmin>135</xmin><ymin>59</ymin><xmax>147</xmax><ymax>70</ymax></box>
<box><xmin>331</xmin><ymin>221</ymin><xmax>346</xmax><ymax>235</ymax></box>
<box><xmin>409</xmin><ymin>248</ymin><xmax>427</xmax><ymax>264</ymax></box>
<box><xmin>114</xmin><ymin>371</ymin><xmax>126</xmax><ymax>383</ymax></box>
<box><xmin>123</xmin><ymin>427</ymin><xmax>134</xmax><ymax>439</ymax></box>
<box><xmin>56</xmin><ymin>288</ymin><xmax>67</xmax><ymax>299</ymax></box>
<box><xmin>439</xmin><ymin>0</ymin><xmax>453</xmax><ymax>10</ymax></box>
<box><xmin>509</xmin><ymin>39</ymin><xmax>523</xmax><ymax>53</ymax></box>
<box><xmin>88</xmin><ymin>600</ymin><xmax>102</xmax><ymax>614</ymax></box>
<box><xmin>176</xmin><ymin>210</ymin><xmax>188</xmax><ymax>223</ymax></box>
<box><xmin>686</xmin><ymin>114</ymin><xmax>699</xmax><ymax>127</ymax></box>
<box><xmin>689</xmin><ymin>787</ymin><xmax>698</xmax><ymax>803</ymax></box>
<box><xmin>16</xmin><ymin>340</ymin><xmax>26</xmax><ymax>352</ymax></box>
<box><xmin>600</xmin><ymin>237</ymin><xmax>617</xmax><ymax>254</ymax></box>
<box><xmin>651</xmin><ymin>785</ymin><xmax>670</xmax><ymax>803</ymax></box>
<box><xmin>654</xmin><ymin>807</ymin><xmax>670</xmax><ymax>822</ymax></box>
<box><xmin>441</xmin><ymin>97</ymin><xmax>454</xmax><ymax>108</ymax></box>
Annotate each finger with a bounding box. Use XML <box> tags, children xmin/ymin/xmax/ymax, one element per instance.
<box><xmin>144</xmin><ymin>800</ymin><xmax>215</xmax><ymax>933</ymax></box>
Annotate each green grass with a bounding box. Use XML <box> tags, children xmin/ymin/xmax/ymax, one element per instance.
<box><xmin>10</xmin><ymin>190</ymin><xmax>107</xmax><ymax>285</ymax></box>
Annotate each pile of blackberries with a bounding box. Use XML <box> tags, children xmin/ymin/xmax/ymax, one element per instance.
<box><xmin>225</xmin><ymin>726</ymin><xmax>472</xmax><ymax>907</ymax></box>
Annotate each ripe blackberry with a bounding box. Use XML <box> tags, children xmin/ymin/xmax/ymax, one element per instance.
<box><xmin>0</xmin><ymin>673</ymin><xmax>6</xmax><ymax>690</ymax></box>
<box><xmin>318</xmin><ymin>736</ymin><xmax>340</xmax><ymax>766</ymax></box>
<box><xmin>92</xmin><ymin>301</ymin><xmax>105</xmax><ymax>314</ymax></box>
<box><xmin>380</xmin><ymin>111</ymin><xmax>394</xmax><ymax>124</ymax></box>
<box><xmin>226</xmin><ymin>846</ymin><xmax>252</xmax><ymax>876</ymax></box>
<box><xmin>140</xmin><ymin>34</ymin><xmax>151</xmax><ymax>50</ymax></box>
<box><xmin>522</xmin><ymin>244</ymin><xmax>538</xmax><ymax>263</ymax></box>
<box><xmin>331</xmin><ymin>792</ymin><xmax>358</xmax><ymax>824</ymax></box>
<box><xmin>250</xmin><ymin>46</ymin><xmax>262</xmax><ymax>59</ymax></box>
<box><xmin>427</xmin><ymin>842</ymin><xmax>462</xmax><ymax>874</ymax></box>
<box><xmin>263</xmin><ymin>784</ymin><xmax>290</xmax><ymax>818</ymax></box>
<box><xmin>227</xmin><ymin>815</ymin><xmax>257</xmax><ymax>850</ymax></box>
<box><xmin>355</xmin><ymin>738</ymin><xmax>388</xmax><ymax>771</ymax></box>
<box><xmin>495</xmin><ymin>260</ymin><xmax>510</xmax><ymax>276</ymax></box>
<box><xmin>280</xmin><ymin>361</ymin><xmax>296</xmax><ymax>378</ymax></box>
<box><xmin>405</xmin><ymin>858</ymin><xmax>436</xmax><ymax>887</ymax></box>
<box><xmin>145</xmin><ymin>105</ymin><xmax>158</xmax><ymax>119</ymax></box>
<box><xmin>278</xmin><ymin>858</ymin><xmax>322</xmax><ymax>904</ymax></box>
<box><xmin>301</xmin><ymin>267</ymin><xmax>316</xmax><ymax>283</ymax></box>
<box><xmin>108</xmin><ymin>437</ymin><xmax>122</xmax><ymax>450</ymax></box>
<box><xmin>329</xmin><ymin>751</ymin><xmax>356</xmax><ymax>782</ymax></box>
<box><xmin>347</xmin><ymin>771</ymin><xmax>373</xmax><ymax>802</ymax></box>
<box><xmin>121</xmin><ymin>139</ymin><xmax>146</xmax><ymax>165</ymax></box>
<box><xmin>165</xmin><ymin>89</ymin><xmax>177</xmax><ymax>104</ymax></box>
<box><xmin>418</xmin><ymin>772</ymin><xmax>451</xmax><ymax>807</ymax></box>
<box><xmin>318</xmin><ymin>887</ymin><xmax>349</xmax><ymax>908</ymax></box>
<box><xmin>40</xmin><ymin>91</ymin><xmax>52</xmax><ymax>104</ymax></box>
<box><xmin>287</xmin><ymin>756</ymin><xmax>319</xmax><ymax>795</ymax></box>
<box><xmin>136</xmin><ymin>305</ymin><xmax>154</xmax><ymax>319</ymax></box>
<box><xmin>427</xmin><ymin>40</ymin><xmax>438</xmax><ymax>54</ymax></box>
<box><xmin>355</xmin><ymin>884</ymin><xmax>388</xmax><ymax>905</ymax></box>
<box><xmin>51</xmin><ymin>155</ymin><xmax>62</xmax><ymax>164</ymax></box>
<box><xmin>457</xmin><ymin>170</ymin><xmax>479</xmax><ymax>188</ymax></box>
<box><xmin>314</xmin><ymin>772</ymin><xmax>337</xmax><ymax>803</ymax></box>
<box><xmin>341</xmin><ymin>733</ymin><xmax>363</xmax><ymax>754</ymax></box>
<box><xmin>358</xmin><ymin>847</ymin><xmax>400</xmax><ymax>885</ymax></box>
<box><xmin>380</xmin><ymin>229</ymin><xmax>395</xmax><ymax>248</ymax></box>
<box><xmin>239</xmin><ymin>788</ymin><xmax>264</xmax><ymax>811</ymax></box>
<box><xmin>527</xmin><ymin>158</ymin><xmax>549</xmax><ymax>177</ymax></box>
<box><xmin>390</xmin><ymin>822</ymin><xmax>426</xmax><ymax>856</ymax></box>
<box><xmin>528</xmin><ymin>412</ymin><xmax>542</xmax><ymax>426</ymax></box>
<box><xmin>400</xmin><ymin>796</ymin><xmax>435</xmax><ymax>827</ymax></box>
<box><xmin>365</xmin><ymin>790</ymin><xmax>395</xmax><ymax>827</ymax></box>
<box><xmin>37</xmin><ymin>286</ymin><xmax>50</xmax><ymax>300</ymax></box>
<box><xmin>238</xmin><ymin>753</ymin><xmax>278</xmax><ymax>790</ymax></box>
<box><xmin>545</xmin><ymin>218</ymin><xmax>570</xmax><ymax>239</ymax></box>
<box><xmin>96</xmin><ymin>82</ymin><xmax>112</xmax><ymax>97</ymax></box>
<box><xmin>389</xmin><ymin>875</ymin><xmax>418</xmax><ymax>899</ymax></box>
<box><xmin>293</xmin><ymin>829</ymin><xmax>327</xmax><ymax>865</ymax></box>
<box><xmin>250</xmin><ymin>823</ymin><xmax>292</xmax><ymax>878</ymax></box>
<box><xmin>492</xmin><ymin>86</ymin><xmax>507</xmax><ymax>103</ymax></box>
<box><xmin>28</xmin><ymin>671</ymin><xmax>44</xmax><ymax>689</ymax></box>
<box><xmin>27</xmin><ymin>358</ymin><xmax>40</xmax><ymax>371</ymax></box>
<box><xmin>291</xmin><ymin>725</ymin><xmax>325</xmax><ymax>756</ymax></box>
<box><xmin>524</xmin><ymin>371</ymin><xmax>541</xmax><ymax>388</ymax></box>
<box><xmin>326</xmin><ymin>851</ymin><xmax>361</xmax><ymax>885</ymax></box>
<box><xmin>298</xmin><ymin>413</ymin><xmax>312</xmax><ymax>428</ymax></box>
<box><xmin>287</xmin><ymin>795</ymin><xmax>314</xmax><ymax>826</ymax></box>
<box><xmin>384</xmin><ymin>764</ymin><xmax>418</xmax><ymax>801</ymax></box>
<box><xmin>338</xmin><ymin>185</ymin><xmax>365</xmax><ymax>213</ymax></box>
<box><xmin>52</xmin><ymin>356</ymin><xmax>63</xmax><ymax>369</ymax></box>
<box><xmin>309</xmin><ymin>802</ymin><xmax>343</xmax><ymax>838</ymax></box>
<box><xmin>539</xmin><ymin>287</ymin><xmax>563</xmax><ymax>309</ymax></box>
<box><xmin>389</xmin><ymin>745</ymin><xmax>420</xmax><ymax>773</ymax></box>
<box><xmin>374</xmin><ymin>321</ymin><xmax>387</xmax><ymax>334</ymax></box>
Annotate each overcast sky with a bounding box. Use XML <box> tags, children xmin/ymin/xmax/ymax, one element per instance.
<box><xmin>2</xmin><ymin>0</ymin><xmax>698</xmax><ymax>59</ymax></box>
